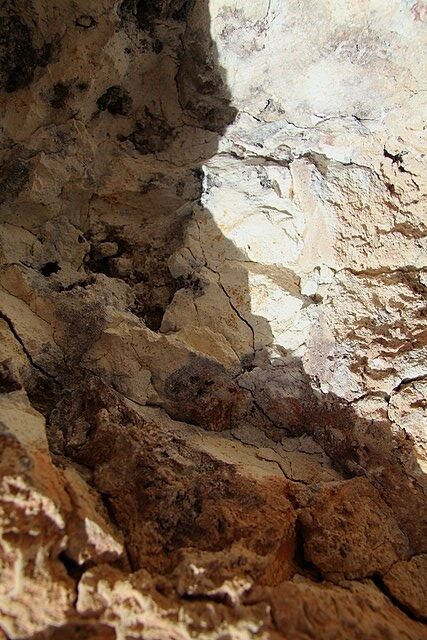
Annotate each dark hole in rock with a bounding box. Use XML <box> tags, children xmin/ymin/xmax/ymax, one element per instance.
<box><xmin>97</xmin><ymin>85</ymin><xmax>132</xmax><ymax>116</ymax></box>
<box><xmin>138</xmin><ymin>303</ymin><xmax>165</xmax><ymax>331</ymax></box>
<box><xmin>50</xmin><ymin>82</ymin><xmax>71</xmax><ymax>109</ymax></box>
<box><xmin>119</xmin><ymin>0</ymin><xmax>194</xmax><ymax>28</ymax></box>
<box><xmin>135</xmin><ymin>0</ymin><xmax>159</xmax><ymax>29</ymax></box>
<box><xmin>40</xmin><ymin>261</ymin><xmax>60</xmax><ymax>276</ymax></box>
<box><xmin>0</xmin><ymin>15</ymin><xmax>38</xmax><ymax>91</ymax></box>
<box><xmin>118</xmin><ymin>0</ymin><xmax>161</xmax><ymax>30</ymax></box>
<box><xmin>152</xmin><ymin>38</ymin><xmax>163</xmax><ymax>53</ymax></box>
<box><xmin>293</xmin><ymin>519</ymin><xmax>323</xmax><ymax>582</ymax></box>
<box><xmin>0</xmin><ymin>158</ymin><xmax>29</xmax><ymax>204</ymax></box>
<box><xmin>58</xmin><ymin>552</ymin><xmax>85</xmax><ymax>581</ymax></box>
<box><xmin>86</xmin><ymin>255</ymin><xmax>112</xmax><ymax>277</ymax></box>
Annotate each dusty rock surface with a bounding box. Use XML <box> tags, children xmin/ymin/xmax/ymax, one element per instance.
<box><xmin>0</xmin><ymin>0</ymin><xmax>426</xmax><ymax>638</ymax></box>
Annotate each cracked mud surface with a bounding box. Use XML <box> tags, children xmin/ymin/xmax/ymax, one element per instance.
<box><xmin>0</xmin><ymin>0</ymin><xmax>426</xmax><ymax>638</ymax></box>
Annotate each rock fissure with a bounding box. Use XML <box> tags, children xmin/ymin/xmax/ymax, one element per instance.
<box><xmin>0</xmin><ymin>309</ymin><xmax>56</xmax><ymax>381</ymax></box>
<box><xmin>372</xmin><ymin>574</ymin><xmax>426</xmax><ymax>623</ymax></box>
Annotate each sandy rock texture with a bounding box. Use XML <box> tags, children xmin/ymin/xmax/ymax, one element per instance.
<box><xmin>0</xmin><ymin>0</ymin><xmax>426</xmax><ymax>638</ymax></box>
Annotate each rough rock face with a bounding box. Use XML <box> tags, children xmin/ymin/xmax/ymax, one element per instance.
<box><xmin>0</xmin><ymin>0</ymin><xmax>426</xmax><ymax>638</ymax></box>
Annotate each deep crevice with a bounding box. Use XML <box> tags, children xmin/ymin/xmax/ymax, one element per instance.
<box><xmin>40</xmin><ymin>261</ymin><xmax>61</xmax><ymax>277</ymax></box>
<box><xmin>293</xmin><ymin>519</ymin><xmax>323</xmax><ymax>582</ymax></box>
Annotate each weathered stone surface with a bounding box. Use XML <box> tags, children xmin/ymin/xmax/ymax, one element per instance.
<box><xmin>51</xmin><ymin>378</ymin><xmax>297</xmax><ymax>585</ymax></box>
<box><xmin>256</xmin><ymin>578</ymin><xmax>427</xmax><ymax>640</ymax></box>
<box><xmin>0</xmin><ymin>392</ymin><xmax>74</xmax><ymax>638</ymax></box>
<box><xmin>383</xmin><ymin>555</ymin><xmax>427</xmax><ymax>620</ymax></box>
<box><xmin>59</xmin><ymin>463</ymin><xmax>124</xmax><ymax>567</ymax></box>
<box><xmin>299</xmin><ymin>478</ymin><xmax>409</xmax><ymax>581</ymax></box>
<box><xmin>0</xmin><ymin>0</ymin><xmax>426</xmax><ymax>637</ymax></box>
<box><xmin>0</xmin><ymin>390</ymin><xmax>124</xmax><ymax>638</ymax></box>
<box><xmin>76</xmin><ymin>564</ymin><xmax>271</xmax><ymax>640</ymax></box>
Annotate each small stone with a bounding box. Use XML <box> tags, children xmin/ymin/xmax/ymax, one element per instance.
<box><xmin>97</xmin><ymin>242</ymin><xmax>118</xmax><ymax>258</ymax></box>
<box><xmin>20</xmin><ymin>456</ymin><xmax>33</xmax><ymax>470</ymax></box>
<box><xmin>75</xmin><ymin>15</ymin><xmax>96</xmax><ymax>29</ymax></box>
<box><xmin>111</xmin><ymin>257</ymin><xmax>133</xmax><ymax>278</ymax></box>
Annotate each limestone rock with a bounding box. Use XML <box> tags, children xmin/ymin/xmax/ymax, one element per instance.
<box><xmin>60</xmin><ymin>464</ymin><xmax>124</xmax><ymax>567</ymax></box>
<box><xmin>0</xmin><ymin>0</ymin><xmax>426</xmax><ymax>637</ymax></box>
<box><xmin>0</xmin><ymin>391</ymin><xmax>73</xmax><ymax>638</ymax></box>
<box><xmin>0</xmin><ymin>390</ymin><xmax>124</xmax><ymax>638</ymax></box>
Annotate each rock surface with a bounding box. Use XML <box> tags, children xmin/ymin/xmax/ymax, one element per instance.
<box><xmin>0</xmin><ymin>0</ymin><xmax>426</xmax><ymax>638</ymax></box>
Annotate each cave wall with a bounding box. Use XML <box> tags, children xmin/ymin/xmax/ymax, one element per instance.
<box><xmin>0</xmin><ymin>0</ymin><xmax>426</xmax><ymax>638</ymax></box>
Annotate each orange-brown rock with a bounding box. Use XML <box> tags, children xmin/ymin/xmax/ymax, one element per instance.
<box><xmin>0</xmin><ymin>390</ymin><xmax>124</xmax><ymax>638</ymax></box>
<box><xmin>383</xmin><ymin>555</ymin><xmax>427</xmax><ymax>620</ymax></box>
<box><xmin>256</xmin><ymin>579</ymin><xmax>427</xmax><ymax>640</ymax></box>
<box><xmin>52</xmin><ymin>378</ymin><xmax>296</xmax><ymax>586</ymax></box>
<box><xmin>299</xmin><ymin>478</ymin><xmax>410</xmax><ymax>581</ymax></box>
